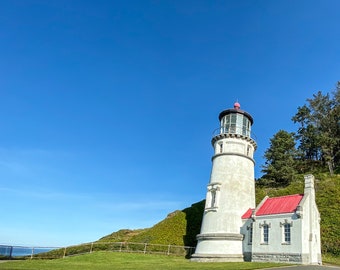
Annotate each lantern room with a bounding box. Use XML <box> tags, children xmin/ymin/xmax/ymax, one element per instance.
<box><xmin>218</xmin><ymin>102</ymin><xmax>253</xmax><ymax>138</ymax></box>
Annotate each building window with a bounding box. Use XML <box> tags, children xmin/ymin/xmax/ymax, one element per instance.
<box><xmin>263</xmin><ymin>225</ymin><xmax>269</xmax><ymax>244</ymax></box>
<box><xmin>280</xmin><ymin>219</ymin><xmax>293</xmax><ymax>244</ymax></box>
<box><xmin>284</xmin><ymin>223</ymin><xmax>291</xmax><ymax>243</ymax></box>
<box><xmin>259</xmin><ymin>221</ymin><xmax>270</xmax><ymax>244</ymax></box>
<box><xmin>247</xmin><ymin>224</ymin><xmax>253</xmax><ymax>244</ymax></box>
<box><xmin>219</xmin><ymin>143</ymin><xmax>223</xmax><ymax>153</ymax></box>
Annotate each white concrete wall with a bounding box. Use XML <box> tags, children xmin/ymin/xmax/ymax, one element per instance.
<box><xmin>300</xmin><ymin>190</ymin><xmax>322</xmax><ymax>264</ymax></box>
<box><xmin>241</xmin><ymin>218</ymin><xmax>253</xmax><ymax>261</ymax></box>
<box><xmin>192</xmin><ymin>135</ymin><xmax>256</xmax><ymax>261</ymax></box>
<box><xmin>252</xmin><ymin>214</ymin><xmax>302</xmax><ymax>253</ymax></box>
<box><xmin>202</xmin><ymin>137</ymin><xmax>255</xmax><ymax>234</ymax></box>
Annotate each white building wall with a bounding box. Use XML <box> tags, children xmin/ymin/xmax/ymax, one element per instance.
<box><xmin>251</xmin><ymin>213</ymin><xmax>303</xmax><ymax>263</ymax></box>
<box><xmin>300</xmin><ymin>196</ymin><xmax>311</xmax><ymax>257</ymax></box>
<box><xmin>299</xmin><ymin>176</ymin><xmax>322</xmax><ymax>264</ymax></box>
<box><xmin>241</xmin><ymin>218</ymin><xmax>253</xmax><ymax>261</ymax></box>
<box><xmin>249</xmin><ymin>175</ymin><xmax>322</xmax><ymax>265</ymax></box>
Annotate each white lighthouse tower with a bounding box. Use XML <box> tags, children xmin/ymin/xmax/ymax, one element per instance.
<box><xmin>191</xmin><ymin>102</ymin><xmax>257</xmax><ymax>262</ymax></box>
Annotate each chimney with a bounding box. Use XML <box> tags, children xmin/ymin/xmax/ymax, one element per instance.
<box><xmin>304</xmin><ymin>174</ymin><xmax>315</xmax><ymax>198</ymax></box>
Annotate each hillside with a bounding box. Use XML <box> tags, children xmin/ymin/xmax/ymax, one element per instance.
<box><xmin>98</xmin><ymin>174</ymin><xmax>340</xmax><ymax>256</ymax></box>
<box><xmin>98</xmin><ymin>200</ymin><xmax>205</xmax><ymax>247</ymax></box>
<box><xmin>98</xmin><ymin>229</ymin><xmax>148</xmax><ymax>242</ymax></box>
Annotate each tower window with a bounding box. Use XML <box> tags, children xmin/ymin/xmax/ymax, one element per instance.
<box><xmin>210</xmin><ymin>189</ymin><xmax>217</xmax><ymax>208</ymax></box>
<box><xmin>205</xmin><ymin>183</ymin><xmax>221</xmax><ymax>211</ymax></box>
<box><xmin>219</xmin><ymin>143</ymin><xmax>223</xmax><ymax>153</ymax></box>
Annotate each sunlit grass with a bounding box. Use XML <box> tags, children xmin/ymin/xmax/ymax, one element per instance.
<box><xmin>0</xmin><ymin>252</ymin><xmax>288</xmax><ymax>270</ymax></box>
<box><xmin>323</xmin><ymin>253</ymin><xmax>340</xmax><ymax>266</ymax></box>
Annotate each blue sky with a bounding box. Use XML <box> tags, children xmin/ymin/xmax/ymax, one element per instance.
<box><xmin>1</xmin><ymin>0</ymin><xmax>339</xmax><ymax>247</ymax></box>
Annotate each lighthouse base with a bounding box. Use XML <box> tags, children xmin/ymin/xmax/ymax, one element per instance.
<box><xmin>191</xmin><ymin>233</ymin><xmax>244</xmax><ymax>262</ymax></box>
<box><xmin>191</xmin><ymin>253</ymin><xmax>244</xmax><ymax>262</ymax></box>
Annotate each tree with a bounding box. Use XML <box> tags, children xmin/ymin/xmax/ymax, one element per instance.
<box><xmin>331</xmin><ymin>81</ymin><xmax>340</xmax><ymax>169</ymax></box>
<box><xmin>292</xmin><ymin>105</ymin><xmax>321</xmax><ymax>162</ymax></box>
<box><xmin>292</xmin><ymin>84</ymin><xmax>340</xmax><ymax>174</ymax></box>
<box><xmin>261</xmin><ymin>130</ymin><xmax>297</xmax><ymax>187</ymax></box>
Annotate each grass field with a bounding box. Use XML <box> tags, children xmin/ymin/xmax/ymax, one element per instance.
<box><xmin>0</xmin><ymin>252</ymin><xmax>288</xmax><ymax>270</ymax></box>
<box><xmin>323</xmin><ymin>254</ymin><xmax>340</xmax><ymax>266</ymax></box>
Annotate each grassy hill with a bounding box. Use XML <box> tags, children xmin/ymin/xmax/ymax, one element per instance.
<box><xmin>98</xmin><ymin>174</ymin><xmax>340</xmax><ymax>257</ymax></box>
<box><xmin>98</xmin><ymin>228</ymin><xmax>148</xmax><ymax>242</ymax></box>
<box><xmin>98</xmin><ymin>201</ymin><xmax>205</xmax><ymax>247</ymax></box>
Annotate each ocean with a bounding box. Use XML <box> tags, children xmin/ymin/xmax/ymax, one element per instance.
<box><xmin>0</xmin><ymin>245</ymin><xmax>56</xmax><ymax>258</ymax></box>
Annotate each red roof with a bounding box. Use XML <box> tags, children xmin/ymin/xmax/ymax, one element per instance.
<box><xmin>241</xmin><ymin>208</ymin><xmax>254</xmax><ymax>219</ymax></box>
<box><xmin>255</xmin><ymin>194</ymin><xmax>303</xmax><ymax>216</ymax></box>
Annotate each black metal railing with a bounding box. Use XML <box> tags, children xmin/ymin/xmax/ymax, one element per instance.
<box><xmin>212</xmin><ymin>126</ymin><xmax>257</xmax><ymax>141</ymax></box>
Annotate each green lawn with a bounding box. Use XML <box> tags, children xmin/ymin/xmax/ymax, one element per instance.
<box><xmin>323</xmin><ymin>254</ymin><xmax>340</xmax><ymax>266</ymax></box>
<box><xmin>0</xmin><ymin>252</ymin><xmax>288</xmax><ymax>270</ymax></box>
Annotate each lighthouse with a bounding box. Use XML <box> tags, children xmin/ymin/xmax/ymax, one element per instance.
<box><xmin>191</xmin><ymin>102</ymin><xmax>257</xmax><ymax>262</ymax></box>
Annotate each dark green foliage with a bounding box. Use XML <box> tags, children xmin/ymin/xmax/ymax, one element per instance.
<box><xmin>292</xmin><ymin>84</ymin><xmax>340</xmax><ymax>174</ymax></box>
<box><xmin>315</xmin><ymin>174</ymin><xmax>340</xmax><ymax>256</ymax></box>
<box><xmin>255</xmin><ymin>177</ymin><xmax>304</xmax><ymax>205</ymax></box>
<box><xmin>260</xmin><ymin>130</ymin><xmax>297</xmax><ymax>186</ymax></box>
<box><xmin>129</xmin><ymin>210</ymin><xmax>187</xmax><ymax>245</ymax></box>
<box><xmin>182</xmin><ymin>200</ymin><xmax>205</xmax><ymax>247</ymax></box>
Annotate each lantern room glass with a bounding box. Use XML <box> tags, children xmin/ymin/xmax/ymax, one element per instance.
<box><xmin>220</xmin><ymin>113</ymin><xmax>251</xmax><ymax>137</ymax></box>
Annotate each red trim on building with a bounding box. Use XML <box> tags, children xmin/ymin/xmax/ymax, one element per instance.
<box><xmin>255</xmin><ymin>194</ymin><xmax>303</xmax><ymax>216</ymax></box>
<box><xmin>241</xmin><ymin>208</ymin><xmax>254</xmax><ymax>219</ymax></box>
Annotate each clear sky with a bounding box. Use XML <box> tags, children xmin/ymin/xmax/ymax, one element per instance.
<box><xmin>1</xmin><ymin>0</ymin><xmax>339</xmax><ymax>247</ymax></box>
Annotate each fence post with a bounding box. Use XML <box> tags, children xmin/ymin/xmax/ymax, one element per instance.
<box><xmin>31</xmin><ymin>247</ymin><xmax>34</xmax><ymax>260</ymax></box>
<box><xmin>2</xmin><ymin>242</ymin><xmax>195</xmax><ymax>259</ymax></box>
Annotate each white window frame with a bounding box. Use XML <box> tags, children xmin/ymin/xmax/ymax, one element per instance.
<box><xmin>259</xmin><ymin>221</ymin><xmax>271</xmax><ymax>245</ymax></box>
<box><xmin>280</xmin><ymin>219</ymin><xmax>293</xmax><ymax>245</ymax></box>
<box><xmin>263</xmin><ymin>224</ymin><xmax>269</xmax><ymax>244</ymax></box>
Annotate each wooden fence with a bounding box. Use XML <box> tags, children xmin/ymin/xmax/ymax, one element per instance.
<box><xmin>0</xmin><ymin>242</ymin><xmax>195</xmax><ymax>260</ymax></box>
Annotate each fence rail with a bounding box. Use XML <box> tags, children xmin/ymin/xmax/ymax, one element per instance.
<box><xmin>0</xmin><ymin>242</ymin><xmax>195</xmax><ymax>260</ymax></box>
